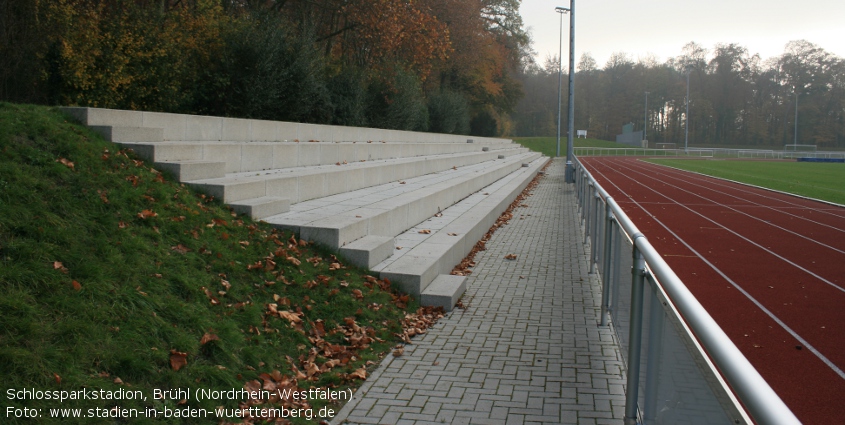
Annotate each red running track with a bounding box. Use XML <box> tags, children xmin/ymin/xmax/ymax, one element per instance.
<box><xmin>580</xmin><ymin>157</ymin><xmax>845</xmax><ymax>424</ymax></box>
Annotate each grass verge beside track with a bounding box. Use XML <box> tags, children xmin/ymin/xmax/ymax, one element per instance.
<box><xmin>513</xmin><ymin>136</ymin><xmax>626</xmax><ymax>157</ymax></box>
<box><xmin>646</xmin><ymin>158</ymin><xmax>845</xmax><ymax>205</ymax></box>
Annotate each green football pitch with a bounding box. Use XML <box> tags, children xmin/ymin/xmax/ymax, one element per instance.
<box><xmin>645</xmin><ymin>159</ymin><xmax>845</xmax><ymax>205</ymax></box>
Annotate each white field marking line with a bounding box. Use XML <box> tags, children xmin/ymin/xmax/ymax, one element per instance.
<box><xmin>583</xmin><ymin>158</ymin><xmax>845</xmax><ymax>380</ymax></box>
<box><xmin>616</xmin><ymin>161</ymin><xmax>845</xmax><ymax>254</ymax></box>
<box><xmin>639</xmin><ymin>159</ymin><xmax>845</xmax><ymax>221</ymax></box>
<box><xmin>633</xmin><ymin>160</ymin><xmax>845</xmax><ymax>230</ymax></box>
<box><xmin>586</xmin><ymin>157</ymin><xmax>845</xmax><ymax>293</ymax></box>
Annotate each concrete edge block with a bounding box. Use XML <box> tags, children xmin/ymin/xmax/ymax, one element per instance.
<box><xmin>420</xmin><ymin>274</ymin><xmax>467</xmax><ymax>312</ymax></box>
<box><xmin>229</xmin><ymin>197</ymin><xmax>290</xmax><ymax>220</ymax></box>
<box><xmin>338</xmin><ymin>235</ymin><xmax>395</xmax><ymax>269</ymax></box>
<box><xmin>155</xmin><ymin>161</ymin><xmax>226</xmax><ymax>182</ymax></box>
<box><xmin>91</xmin><ymin>126</ymin><xmax>163</xmax><ymax>143</ymax></box>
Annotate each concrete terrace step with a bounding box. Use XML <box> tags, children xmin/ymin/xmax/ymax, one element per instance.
<box><xmin>229</xmin><ymin>196</ymin><xmax>291</xmax><ymax>220</ymax></box>
<box><xmin>265</xmin><ymin>151</ymin><xmax>542</xmax><ymax>250</ymax></box>
<box><xmin>184</xmin><ymin>147</ymin><xmax>529</xmax><ymax>203</ymax></box>
<box><xmin>373</xmin><ymin>156</ymin><xmax>548</xmax><ymax>299</ymax></box>
<box><xmin>62</xmin><ymin>107</ymin><xmax>515</xmax><ymax>145</ymax></box>
<box><xmin>117</xmin><ymin>140</ymin><xmax>523</xmax><ymax>175</ymax></box>
<box><xmin>420</xmin><ymin>275</ymin><xmax>467</xmax><ymax>312</ymax></box>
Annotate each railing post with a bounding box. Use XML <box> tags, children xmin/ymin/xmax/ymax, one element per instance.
<box><xmin>600</xmin><ymin>200</ymin><xmax>614</xmax><ymax>326</ymax></box>
<box><xmin>643</xmin><ymin>275</ymin><xmax>665</xmax><ymax>422</ymax></box>
<box><xmin>625</xmin><ymin>234</ymin><xmax>647</xmax><ymax>425</ymax></box>
<box><xmin>584</xmin><ymin>182</ymin><xmax>593</xmax><ymax>245</ymax></box>
<box><xmin>590</xmin><ymin>191</ymin><xmax>601</xmax><ymax>273</ymax></box>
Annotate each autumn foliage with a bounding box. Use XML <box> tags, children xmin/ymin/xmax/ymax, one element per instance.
<box><xmin>1</xmin><ymin>0</ymin><xmax>531</xmax><ymax>136</ymax></box>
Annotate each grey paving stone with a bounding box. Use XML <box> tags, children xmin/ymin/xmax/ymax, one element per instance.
<box><xmin>333</xmin><ymin>159</ymin><xmax>626</xmax><ymax>425</ymax></box>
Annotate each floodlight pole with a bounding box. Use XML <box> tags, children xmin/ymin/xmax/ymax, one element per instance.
<box><xmin>555</xmin><ymin>8</ymin><xmax>564</xmax><ymax>158</ymax></box>
<box><xmin>684</xmin><ymin>72</ymin><xmax>690</xmax><ymax>153</ymax></box>
<box><xmin>644</xmin><ymin>91</ymin><xmax>649</xmax><ymax>144</ymax></box>
<box><xmin>794</xmin><ymin>89</ymin><xmax>798</xmax><ymax>145</ymax></box>
<box><xmin>555</xmin><ymin>1</ymin><xmax>576</xmax><ymax>183</ymax></box>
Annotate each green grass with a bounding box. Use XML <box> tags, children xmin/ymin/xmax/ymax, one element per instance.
<box><xmin>645</xmin><ymin>159</ymin><xmax>845</xmax><ymax>205</ymax></box>
<box><xmin>512</xmin><ymin>136</ymin><xmax>627</xmax><ymax>157</ymax></box>
<box><xmin>0</xmin><ymin>103</ymin><xmax>419</xmax><ymax>424</ymax></box>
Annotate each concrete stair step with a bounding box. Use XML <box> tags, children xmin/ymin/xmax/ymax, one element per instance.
<box><xmin>268</xmin><ymin>152</ymin><xmax>541</xmax><ymax>249</ymax></box>
<box><xmin>155</xmin><ymin>160</ymin><xmax>226</xmax><ymax>181</ymax></box>
<box><xmin>229</xmin><ymin>196</ymin><xmax>290</xmax><ymax>220</ymax></box>
<box><xmin>338</xmin><ymin>235</ymin><xmax>395</xmax><ymax>269</ymax></box>
<box><xmin>186</xmin><ymin>148</ymin><xmax>530</xmax><ymax>203</ymax></box>
<box><xmin>91</xmin><ymin>126</ymin><xmax>163</xmax><ymax>143</ymax></box>
<box><xmin>421</xmin><ymin>275</ymin><xmax>467</xmax><ymax>312</ymax></box>
<box><xmin>374</xmin><ymin>156</ymin><xmax>548</xmax><ymax>301</ymax></box>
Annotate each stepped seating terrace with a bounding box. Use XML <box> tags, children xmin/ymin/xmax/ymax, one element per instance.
<box><xmin>62</xmin><ymin>107</ymin><xmax>549</xmax><ymax>310</ymax></box>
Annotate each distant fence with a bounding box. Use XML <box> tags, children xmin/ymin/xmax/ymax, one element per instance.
<box><xmin>573</xmin><ymin>156</ymin><xmax>801</xmax><ymax>425</ymax></box>
<box><xmin>575</xmin><ymin>146</ymin><xmax>845</xmax><ymax>160</ymax></box>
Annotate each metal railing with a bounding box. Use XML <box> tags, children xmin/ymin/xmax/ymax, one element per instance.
<box><xmin>573</xmin><ymin>157</ymin><xmax>801</xmax><ymax>425</ymax></box>
<box><xmin>574</xmin><ymin>146</ymin><xmax>845</xmax><ymax>160</ymax></box>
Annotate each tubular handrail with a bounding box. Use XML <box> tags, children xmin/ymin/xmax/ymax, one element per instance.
<box><xmin>575</xmin><ymin>156</ymin><xmax>800</xmax><ymax>425</ymax></box>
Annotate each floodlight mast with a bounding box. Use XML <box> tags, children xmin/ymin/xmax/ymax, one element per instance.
<box><xmin>555</xmin><ymin>2</ymin><xmax>575</xmax><ymax>183</ymax></box>
<box><xmin>555</xmin><ymin>7</ymin><xmax>566</xmax><ymax>158</ymax></box>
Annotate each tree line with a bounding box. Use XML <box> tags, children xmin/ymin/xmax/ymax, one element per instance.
<box><xmin>0</xmin><ymin>0</ymin><xmax>530</xmax><ymax>136</ymax></box>
<box><xmin>514</xmin><ymin>41</ymin><xmax>845</xmax><ymax>149</ymax></box>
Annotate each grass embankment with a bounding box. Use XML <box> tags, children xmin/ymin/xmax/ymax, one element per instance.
<box><xmin>646</xmin><ymin>159</ymin><xmax>845</xmax><ymax>205</ymax></box>
<box><xmin>0</xmin><ymin>103</ymin><xmax>429</xmax><ymax>424</ymax></box>
<box><xmin>512</xmin><ymin>136</ymin><xmax>626</xmax><ymax>157</ymax></box>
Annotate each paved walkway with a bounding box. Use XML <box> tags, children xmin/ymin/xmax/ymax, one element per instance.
<box><xmin>333</xmin><ymin>158</ymin><xmax>627</xmax><ymax>425</ymax></box>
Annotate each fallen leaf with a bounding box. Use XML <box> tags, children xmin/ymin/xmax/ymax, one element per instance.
<box><xmin>200</xmin><ymin>333</ymin><xmax>220</xmax><ymax>345</ymax></box>
<box><xmin>351</xmin><ymin>289</ymin><xmax>364</xmax><ymax>300</ymax></box>
<box><xmin>349</xmin><ymin>367</ymin><xmax>367</xmax><ymax>380</ymax></box>
<box><xmin>137</xmin><ymin>209</ymin><xmax>157</xmax><ymax>219</ymax></box>
<box><xmin>113</xmin><ymin>377</ymin><xmax>124</xmax><ymax>385</ymax></box>
<box><xmin>418</xmin><ymin>229</ymin><xmax>431</xmax><ymax>234</ymax></box>
<box><xmin>170</xmin><ymin>350</ymin><xmax>188</xmax><ymax>371</ymax></box>
<box><xmin>54</xmin><ymin>373</ymin><xmax>61</xmax><ymax>384</ymax></box>
<box><xmin>171</xmin><ymin>244</ymin><xmax>191</xmax><ymax>255</ymax></box>
<box><xmin>504</xmin><ymin>254</ymin><xmax>517</xmax><ymax>260</ymax></box>
<box><xmin>392</xmin><ymin>347</ymin><xmax>404</xmax><ymax>357</ymax></box>
<box><xmin>279</xmin><ymin>310</ymin><xmax>303</xmax><ymax>324</ymax></box>
<box><xmin>72</xmin><ymin>280</ymin><xmax>82</xmax><ymax>291</ymax></box>
<box><xmin>447</xmin><ymin>232</ymin><xmax>458</xmax><ymax>236</ymax></box>
<box><xmin>56</xmin><ymin>158</ymin><xmax>75</xmax><ymax>170</ymax></box>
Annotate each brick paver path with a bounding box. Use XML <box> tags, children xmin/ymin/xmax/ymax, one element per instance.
<box><xmin>333</xmin><ymin>158</ymin><xmax>626</xmax><ymax>425</ymax></box>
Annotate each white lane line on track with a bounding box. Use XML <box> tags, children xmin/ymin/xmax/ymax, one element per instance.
<box><xmin>628</xmin><ymin>160</ymin><xmax>845</xmax><ymax>235</ymax></box>
<box><xmin>613</xmin><ymin>160</ymin><xmax>845</xmax><ymax>255</ymax></box>
<box><xmin>637</xmin><ymin>160</ymin><xmax>845</xmax><ymax>222</ymax></box>
<box><xmin>583</xmin><ymin>158</ymin><xmax>845</xmax><ymax>381</ymax></box>
<box><xmin>588</xmin><ymin>158</ymin><xmax>845</xmax><ymax>293</ymax></box>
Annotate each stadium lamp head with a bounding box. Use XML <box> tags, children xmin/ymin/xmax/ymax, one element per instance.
<box><xmin>556</xmin><ymin>6</ymin><xmax>569</xmax><ymax>13</ymax></box>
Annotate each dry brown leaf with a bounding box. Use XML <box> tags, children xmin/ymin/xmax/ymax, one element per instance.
<box><xmin>72</xmin><ymin>280</ymin><xmax>82</xmax><ymax>291</ymax></box>
<box><xmin>171</xmin><ymin>244</ymin><xmax>191</xmax><ymax>255</ymax></box>
<box><xmin>349</xmin><ymin>367</ymin><xmax>367</xmax><ymax>380</ymax></box>
<box><xmin>392</xmin><ymin>347</ymin><xmax>405</xmax><ymax>357</ymax></box>
<box><xmin>351</xmin><ymin>289</ymin><xmax>364</xmax><ymax>300</ymax></box>
<box><xmin>504</xmin><ymin>254</ymin><xmax>517</xmax><ymax>260</ymax></box>
<box><xmin>170</xmin><ymin>350</ymin><xmax>188</xmax><ymax>371</ymax></box>
<box><xmin>418</xmin><ymin>229</ymin><xmax>431</xmax><ymax>234</ymax></box>
<box><xmin>56</xmin><ymin>158</ymin><xmax>75</xmax><ymax>170</ymax></box>
<box><xmin>137</xmin><ymin>209</ymin><xmax>157</xmax><ymax>219</ymax></box>
<box><xmin>279</xmin><ymin>310</ymin><xmax>303</xmax><ymax>324</ymax></box>
<box><xmin>200</xmin><ymin>333</ymin><xmax>220</xmax><ymax>345</ymax></box>
<box><xmin>53</xmin><ymin>373</ymin><xmax>61</xmax><ymax>384</ymax></box>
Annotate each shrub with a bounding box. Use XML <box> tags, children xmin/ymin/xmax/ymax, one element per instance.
<box><xmin>427</xmin><ymin>90</ymin><xmax>470</xmax><ymax>134</ymax></box>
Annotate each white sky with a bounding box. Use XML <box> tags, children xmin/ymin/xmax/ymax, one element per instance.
<box><xmin>521</xmin><ymin>0</ymin><xmax>845</xmax><ymax>68</ymax></box>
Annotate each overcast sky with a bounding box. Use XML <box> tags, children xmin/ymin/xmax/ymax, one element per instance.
<box><xmin>520</xmin><ymin>0</ymin><xmax>845</xmax><ymax>69</ymax></box>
